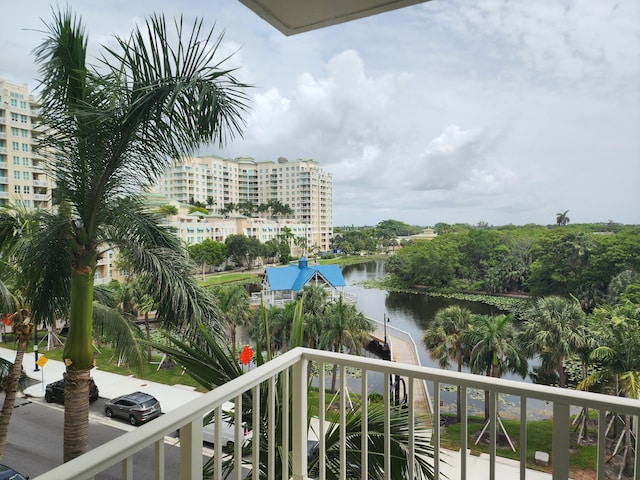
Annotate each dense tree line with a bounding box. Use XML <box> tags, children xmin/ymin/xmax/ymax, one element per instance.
<box><xmin>332</xmin><ymin>219</ymin><xmax>423</xmax><ymax>254</ymax></box>
<box><xmin>386</xmin><ymin>224</ymin><xmax>640</xmax><ymax>310</ymax></box>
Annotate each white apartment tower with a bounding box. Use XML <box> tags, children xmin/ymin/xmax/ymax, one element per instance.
<box><xmin>0</xmin><ymin>79</ymin><xmax>50</xmax><ymax>210</ymax></box>
<box><xmin>156</xmin><ymin>155</ymin><xmax>333</xmax><ymax>251</ymax></box>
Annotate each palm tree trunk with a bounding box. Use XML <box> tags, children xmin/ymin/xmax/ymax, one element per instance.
<box><xmin>231</xmin><ymin>326</ymin><xmax>237</xmax><ymax>360</ymax></box>
<box><xmin>624</xmin><ymin>414</ymin><xmax>634</xmax><ymax>476</ymax></box>
<box><xmin>63</xmin><ymin>368</ymin><xmax>91</xmax><ymax>463</ymax></box>
<box><xmin>558</xmin><ymin>359</ymin><xmax>566</xmax><ymax>388</ymax></box>
<box><xmin>63</xmin><ymin>263</ymin><xmax>96</xmax><ymax>462</ymax></box>
<box><xmin>145</xmin><ymin>312</ymin><xmax>152</xmax><ymax>362</ymax></box>
<box><xmin>0</xmin><ymin>333</ymin><xmax>29</xmax><ymax>460</ymax></box>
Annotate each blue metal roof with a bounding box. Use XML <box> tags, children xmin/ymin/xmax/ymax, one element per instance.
<box><xmin>265</xmin><ymin>258</ymin><xmax>346</xmax><ymax>292</ymax></box>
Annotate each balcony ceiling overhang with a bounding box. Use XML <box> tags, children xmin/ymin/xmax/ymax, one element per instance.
<box><xmin>238</xmin><ymin>0</ymin><xmax>431</xmax><ymax>36</ymax></box>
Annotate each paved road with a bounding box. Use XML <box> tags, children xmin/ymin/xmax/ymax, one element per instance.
<box><xmin>2</xmin><ymin>394</ymin><xmax>186</xmax><ymax>479</ymax></box>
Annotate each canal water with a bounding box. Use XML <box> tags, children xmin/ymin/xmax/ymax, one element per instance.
<box><xmin>341</xmin><ymin>260</ymin><xmax>552</xmax><ymax>419</ymax></box>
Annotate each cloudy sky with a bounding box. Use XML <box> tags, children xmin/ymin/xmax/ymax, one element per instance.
<box><xmin>2</xmin><ymin>0</ymin><xmax>638</xmax><ymax>227</ymax></box>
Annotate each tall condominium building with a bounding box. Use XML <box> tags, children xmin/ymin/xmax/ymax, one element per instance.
<box><xmin>0</xmin><ymin>79</ymin><xmax>50</xmax><ymax>210</ymax></box>
<box><xmin>155</xmin><ymin>155</ymin><xmax>334</xmax><ymax>251</ymax></box>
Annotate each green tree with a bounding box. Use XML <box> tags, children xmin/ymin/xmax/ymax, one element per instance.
<box><xmin>25</xmin><ymin>9</ymin><xmax>247</xmax><ymax>461</ymax></box>
<box><xmin>0</xmin><ymin>207</ymin><xmax>41</xmax><ymax>458</ymax></box>
<box><xmin>386</xmin><ymin>236</ymin><xmax>460</xmax><ymax>289</ymax></box>
<box><xmin>212</xmin><ymin>285</ymin><xmax>251</xmax><ymax>359</ymax></box>
<box><xmin>586</xmin><ymin>298</ymin><xmax>640</xmax><ymax>476</ymax></box>
<box><xmin>320</xmin><ymin>295</ymin><xmax>373</xmax><ymax>392</ymax></box>
<box><xmin>466</xmin><ymin>314</ymin><xmax>527</xmax><ymax>420</ymax></box>
<box><xmin>299</xmin><ymin>284</ymin><xmax>330</xmax><ymax>349</ymax></box>
<box><xmin>0</xmin><ymin>307</ymin><xmax>32</xmax><ymax>460</ymax></box>
<box><xmin>156</xmin><ymin>204</ymin><xmax>178</xmax><ymax>216</ymax></box>
<box><xmin>189</xmin><ymin>239</ymin><xmax>226</xmax><ymax>280</ymax></box>
<box><xmin>225</xmin><ymin>234</ymin><xmax>263</xmax><ymax>268</ymax></box>
<box><xmin>519</xmin><ymin>296</ymin><xmax>593</xmax><ymax>388</ymax></box>
<box><xmin>422</xmin><ymin>305</ymin><xmax>472</xmax><ymax>422</ymax></box>
<box><xmin>155</xmin><ymin>301</ymin><xmax>435</xmax><ymax>480</ymax></box>
<box><xmin>556</xmin><ymin>210</ymin><xmax>570</xmax><ymax>226</ymax></box>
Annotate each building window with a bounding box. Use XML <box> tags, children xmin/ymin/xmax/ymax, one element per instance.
<box><xmin>21</xmin><ymin>144</ymin><xmax>28</xmax><ymax>152</ymax></box>
<box><xmin>10</xmin><ymin>99</ymin><xmax>17</xmax><ymax>107</ymax></box>
<box><xmin>23</xmin><ymin>172</ymin><xmax>29</xmax><ymax>180</ymax></box>
<box><xmin>14</xmin><ymin>185</ymin><xmax>20</xmax><ymax>194</ymax></box>
<box><xmin>23</xmin><ymin>200</ymin><xmax>31</xmax><ymax>208</ymax></box>
<box><xmin>21</xmin><ymin>130</ymin><xmax>28</xmax><ymax>138</ymax></box>
<box><xmin>10</xmin><ymin>113</ymin><xmax>18</xmax><ymax>122</ymax></box>
<box><xmin>13</xmin><ymin>171</ymin><xmax>20</xmax><ymax>179</ymax></box>
<box><xmin>13</xmin><ymin>156</ymin><xmax>19</xmax><ymax>165</ymax></box>
<box><xmin>12</xmin><ymin>142</ymin><xmax>19</xmax><ymax>151</ymax></box>
<box><xmin>22</xmin><ymin>157</ymin><xmax>29</xmax><ymax>166</ymax></box>
<box><xmin>11</xmin><ymin>127</ymin><xmax>19</xmax><ymax>136</ymax></box>
<box><xmin>20</xmin><ymin>101</ymin><xmax>27</xmax><ymax>109</ymax></box>
<box><xmin>20</xmin><ymin>115</ymin><xmax>27</xmax><ymax>124</ymax></box>
<box><xmin>23</xmin><ymin>185</ymin><xmax>30</xmax><ymax>194</ymax></box>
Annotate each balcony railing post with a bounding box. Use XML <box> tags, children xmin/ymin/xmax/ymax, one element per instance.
<box><xmin>291</xmin><ymin>357</ymin><xmax>308</xmax><ymax>480</ymax></box>
<box><xmin>552</xmin><ymin>402</ymin><xmax>570</xmax><ymax>480</ymax></box>
<box><xmin>179</xmin><ymin>418</ymin><xmax>203</xmax><ymax>480</ymax></box>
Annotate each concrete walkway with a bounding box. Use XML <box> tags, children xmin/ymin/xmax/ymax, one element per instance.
<box><xmin>387</xmin><ymin>333</ymin><xmax>431</xmax><ymax>421</ymax></box>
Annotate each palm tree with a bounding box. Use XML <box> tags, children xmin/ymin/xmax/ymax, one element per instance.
<box><xmin>584</xmin><ymin>299</ymin><xmax>640</xmax><ymax>476</ymax></box>
<box><xmin>320</xmin><ymin>295</ymin><xmax>373</xmax><ymax>392</ymax></box>
<box><xmin>466</xmin><ymin>314</ymin><xmax>528</xmax><ymax>420</ymax></box>
<box><xmin>154</xmin><ymin>300</ymin><xmax>435</xmax><ymax>480</ymax></box>
<box><xmin>300</xmin><ymin>284</ymin><xmax>330</xmax><ymax>345</ymax></box>
<box><xmin>423</xmin><ymin>305</ymin><xmax>472</xmax><ymax>423</ymax></box>
<box><xmin>0</xmin><ymin>207</ymin><xmax>37</xmax><ymax>459</ymax></box>
<box><xmin>22</xmin><ymin>9</ymin><xmax>248</xmax><ymax>461</ymax></box>
<box><xmin>212</xmin><ymin>285</ymin><xmax>251</xmax><ymax>359</ymax></box>
<box><xmin>519</xmin><ymin>296</ymin><xmax>592</xmax><ymax>388</ymax></box>
<box><xmin>556</xmin><ymin>210</ymin><xmax>570</xmax><ymax>226</ymax></box>
<box><xmin>0</xmin><ymin>306</ymin><xmax>32</xmax><ymax>460</ymax></box>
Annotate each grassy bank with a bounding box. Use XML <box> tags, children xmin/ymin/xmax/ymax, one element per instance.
<box><xmin>440</xmin><ymin>414</ymin><xmax>597</xmax><ymax>475</ymax></box>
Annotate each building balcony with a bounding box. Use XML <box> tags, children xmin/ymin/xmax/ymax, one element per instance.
<box><xmin>32</xmin><ymin>347</ymin><xmax>640</xmax><ymax>480</ymax></box>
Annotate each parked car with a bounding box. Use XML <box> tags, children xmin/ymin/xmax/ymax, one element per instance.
<box><xmin>45</xmin><ymin>378</ymin><xmax>99</xmax><ymax>404</ymax></box>
<box><xmin>104</xmin><ymin>392</ymin><xmax>162</xmax><ymax>426</ymax></box>
<box><xmin>202</xmin><ymin>401</ymin><xmax>252</xmax><ymax>447</ymax></box>
<box><xmin>0</xmin><ymin>463</ymin><xmax>29</xmax><ymax>479</ymax></box>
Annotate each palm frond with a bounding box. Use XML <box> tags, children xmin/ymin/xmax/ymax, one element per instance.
<box><xmin>100</xmin><ymin>197</ymin><xmax>221</xmax><ymax>334</ymax></box>
<box><xmin>13</xmin><ymin>211</ymin><xmax>72</xmax><ymax>326</ymax></box>
<box><xmin>92</xmin><ymin>302</ymin><xmax>145</xmax><ymax>372</ymax></box>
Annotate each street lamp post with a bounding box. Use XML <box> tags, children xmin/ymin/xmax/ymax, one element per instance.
<box><xmin>383</xmin><ymin>313</ymin><xmax>390</xmax><ymax>346</ymax></box>
<box><xmin>33</xmin><ymin>322</ymin><xmax>39</xmax><ymax>372</ymax></box>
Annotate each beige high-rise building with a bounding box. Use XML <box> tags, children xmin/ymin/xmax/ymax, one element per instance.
<box><xmin>155</xmin><ymin>155</ymin><xmax>333</xmax><ymax>252</ymax></box>
<box><xmin>0</xmin><ymin>79</ymin><xmax>50</xmax><ymax>210</ymax></box>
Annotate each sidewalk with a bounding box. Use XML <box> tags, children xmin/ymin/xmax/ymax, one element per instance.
<box><xmin>0</xmin><ymin>347</ymin><xmax>202</xmax><ymax>413</ymax></box>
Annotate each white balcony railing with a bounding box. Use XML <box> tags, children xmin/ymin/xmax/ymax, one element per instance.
<box><xmin>33</xmin><ymin>347</ymin><xmax>640</xmax><ymax>480</ymax></box>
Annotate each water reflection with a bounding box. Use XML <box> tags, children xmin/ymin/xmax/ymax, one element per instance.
<box><xmin>341</xmin><ymin>260</ymin><xmax>552</xmax><ymax>419</ymax></box>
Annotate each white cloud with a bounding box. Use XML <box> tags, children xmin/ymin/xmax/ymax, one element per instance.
<box><xmin>1</xmin><ymin>0</ymin><xmax>638</xmax><ymax>226</ymax></box>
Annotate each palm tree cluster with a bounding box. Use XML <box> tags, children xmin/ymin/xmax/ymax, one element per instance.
<box><xmin>423</xmin><ymin>276</ymin><xmax>640</xmax><ymax>475</ymax></box>
<box><xmin>154</xmin><ymin>288</ymin><xmax>434</xmax><ymax>479</ymax></box>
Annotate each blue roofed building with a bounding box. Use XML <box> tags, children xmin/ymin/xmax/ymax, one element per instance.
<box><xmin>254</xmin><ymin>257</ymin><xmax>357</xmax><ymax>306</ymax></box>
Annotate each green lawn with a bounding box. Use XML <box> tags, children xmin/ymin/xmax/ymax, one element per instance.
<box><xmin>28</xmin><ymin>346</ymin><xmax>208</xmax><ymax>393</ymax></box>
<box><xmin>440</xmin><ymin>414</ymin><xmax>597</xmax><ymax>474</ymax></box>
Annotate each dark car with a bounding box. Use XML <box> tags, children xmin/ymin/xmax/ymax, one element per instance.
<box><xmin>0</xmin><ymin>463</ymin><xmax>29</xmax><ymax>479</ymax></box>
<box><xmin>104</xmin><ymin>392</ymin><xmax>162</xmax><ymax>426</ymax></box>
<box><xmin>45</xmin><ymin>378</ymin><xmax>99</xmax><ymax>404</ymax></box>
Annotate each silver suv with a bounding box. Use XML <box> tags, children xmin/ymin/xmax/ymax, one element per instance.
<box><xmin>105</xmin><ymin>392</ymin><xmax>162</xmax><ymax>426</ymax></box>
